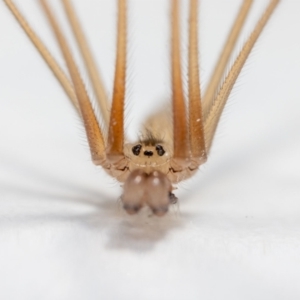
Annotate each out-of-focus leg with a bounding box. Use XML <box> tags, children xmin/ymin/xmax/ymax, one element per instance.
<box><xmin>3</xmin><ymin>0</ymin><xmax>78</xmax><ymax>112</ymax></box>
<box><xmin>106</xmin><ymin>0</ymin><xmax>127</xmax><ymax>162</ymax></box>
<box><xmin>188</xmin><ymin>0</ymin><xmax>206</xmax><ymax>164</ymax></box>
<box><xmin>62</xmin><ymin>0</ymin><xmax>110</xmax><ymax>126</ymax></box>
<box><xmin>202</xmin><ymin>0</ymin><xmax>253</xmax><ymax>120</ymax></box>
<box><xmin>40</xmin><ymin>0</ymin><xmax>107</xmax><ymax>165</ymax></box>
<box><xmin>204</xmin><ymin>0</ymin><xmax>280</xmax><ymax>152</ymax></box>
<box><xmin>171</xmin><ymin>0</ymin><xmax>189</xmax><ymax>163</ymax></box>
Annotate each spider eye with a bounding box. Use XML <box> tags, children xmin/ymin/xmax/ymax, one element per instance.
<box><xmin>132</xmin><ymin>144</ymin><xmax>142</xmax><ymax>156</ymax></box>
<box><xmin>155</xmin><ymin>145</ymin><xmax>165</xmax><ymax>156</ymax></box>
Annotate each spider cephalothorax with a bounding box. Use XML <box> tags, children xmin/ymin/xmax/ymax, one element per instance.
<box><xmin>125</xmin><ymin>142</ymin><xmax>172</xmax><ymax>174</ymax></box>
<box><xmin>4</xmin><ymin>0</ymin><xmax>279</xmax><ymax>216</ymax></box>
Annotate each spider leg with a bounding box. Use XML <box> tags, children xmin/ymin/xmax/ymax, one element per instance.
<box><xmin>106</xmin><ymin>0</ymin><xmax>127</xmax><ymax>163</ymax></box>
<box><xmin>40</xmin><ymin>0</ymin><xmax>106</xmax><ymax>165</ymax></box>
<box><xmin>61</xmin><ymin>0</ymin><xmax>110</xmax><ymax>127</ymax></box>
<box><xmin>188</xmin><ymin>0</ymin><xmax>206</xmax><ymax>163</ymax></box>
<box><xmin>3</xmin><ymin>0</ymin><xmax>78</xmax><ymax>113</ymax></box>
<box><xmin>204</xmin><ymin>0</ymin><xmax>280</xmax><ymax>152</ymax></box>
<box><xmin>202</xmin><ymin>0</ymin><xmax>253</xmax><ymax>120</ymax></box>
<box><xmin>171</xmin><ymin>0</ymin><xmax>189</xmax><ymax>163</ymax></box>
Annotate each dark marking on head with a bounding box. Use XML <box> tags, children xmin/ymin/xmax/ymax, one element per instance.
<box><xmin>132</xmin><ymin>144</ymin><xmax>142</xmax><ymax>156</ymax></box>
<box><xmin>155</xmin><ymin>145</ymin><xmax>165</xmax><ymax>156</ymax></box>
<box><xmin>144</xmin><ymin>150</ymin><xmax>153</xmax><ymax>157</ymax></box>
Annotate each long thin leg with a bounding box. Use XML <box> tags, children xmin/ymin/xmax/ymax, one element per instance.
<box><xmin>188</xmin><ymin>0</ymin><xmax>206</xmax><ymax>162</ymax></box>
<box><xmin>61</xmin><ymin>0</ymin><xmax>110</xmax><ymax>127</ymax></box>
<box><xmin>3</xmin><ymin>0</ymin><xmax>78</xmax><ymax>112</ymax></box>
<box><xmin>204</xmin><ymin>0</ymin><xmax>280</xmax><ymax>152</ymax></box>
<box><xmin>40</xmin><ymin>0</ymin><xmax>106</xmax><ymax>165</ymax></box>
<box><xmin>171</xmin><ymin>0</ymin><xmax>189</xmax><ymax>161</ymax></box>
<box><xmin>202</xmin><ymin>0</ymin><xmax>253</xmax><ymax>120</ymax></box>
<box><xmin>106</xmin><ymin>0</ymin><xmax>127</xmax><ymax>161</ymax></box>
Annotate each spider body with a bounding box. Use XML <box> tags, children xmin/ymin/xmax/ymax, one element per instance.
<box><xmin>4</xmin><ymin>0</ymin><xmax>279</xmax><ymax>216</ymax></box>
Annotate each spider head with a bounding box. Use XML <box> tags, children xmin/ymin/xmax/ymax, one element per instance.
<box><xmin>125</xmin><ymin>140</ymin><xmax>172</xmax><ymax>171</ymax></box>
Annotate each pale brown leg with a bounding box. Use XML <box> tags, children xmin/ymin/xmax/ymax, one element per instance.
<box><xmin>3</xmin><ymin>0</ymin><xmax>78</xmax><ymax>112</ymax></box>
<box><xmin>204</xmin><ymin>0</ymin><xmax>280</xmax><ymax>152</ymax></box>
<box><xmin>106</xmin><ymin>0</ymin><xmax>127</xmax><ymax>162</ymax></box>
<box><xmin>61</xmin><ymin>0</ymin><xmax>110</xmax><ymax>127</ymax></box>
<box><xmin>202</xmin><ymin>0</ymin><xmax>253</xmax><ymax>120</ymax></box>
<box><xmin>171</xmin><ymin>0</ymin><xmax>189</xmax><ymax>161</ymax></box>
<box><xmin>188</xmin><ymin>0</ymin><xmax>206</xmax><ymax>162</ymax></box>
<box><xmin>40</xmin><ymin>0</ymin><xmax>106</xmax><ymax>165</ymax></box>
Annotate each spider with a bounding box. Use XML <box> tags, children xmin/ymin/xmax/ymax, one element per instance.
<box><xmin>4</xmin><ymin>0</ymin><xmax>279</xmax><ymax>216</ymax></box>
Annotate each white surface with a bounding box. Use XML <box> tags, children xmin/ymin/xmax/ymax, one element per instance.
<box><xmin>0</xmin><ymin>0</ymin><xmax>300</xmax><ymax>299</ymax></box>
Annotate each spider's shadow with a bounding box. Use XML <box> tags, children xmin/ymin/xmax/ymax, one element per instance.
<box><xmin>0</xmin><ymin>152</ymin><xmax>185</xmax><ymax>252</ymax></box>
<box><xmin>103</xmin><ymin>206</ymin><xmax>186</xmax><ymax>251</ymax></box>
<box><xmin>183</xmin><ymin>118</ymin><xmax>298</xmax><ymax>201</ymax></box>
<box><xmin>3</xmin><ymin>115</ymin><xmax>290</xmax><ymax>251</ymax></box>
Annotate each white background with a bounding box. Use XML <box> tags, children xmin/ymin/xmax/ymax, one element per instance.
<box><xmin>0</xmin><ymin>0</ymin><xmax>299</xmax><ymax>299</ymax></box>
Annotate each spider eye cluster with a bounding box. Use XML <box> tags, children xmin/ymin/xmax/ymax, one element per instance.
<box><xmin>155</xmin><ymin>145</ymin><xmax>165</xmax><ymax>156</ymax></box>
<box><xmin>132</xmin><ymin>144</ymin><xmax>142</xmax><ymax>156</ymax></box>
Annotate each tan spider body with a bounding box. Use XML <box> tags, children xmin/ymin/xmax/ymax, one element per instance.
<box><xmin>4</xmin><ymin>0</ymin><xmax>279</xmax><ymax>215</ymax></box>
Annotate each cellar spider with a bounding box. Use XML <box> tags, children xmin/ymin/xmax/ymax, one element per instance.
<box><xmin>3</xmin><ymin>0</ymin><xmax>279</xmax><ymax>216</ymax></box>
